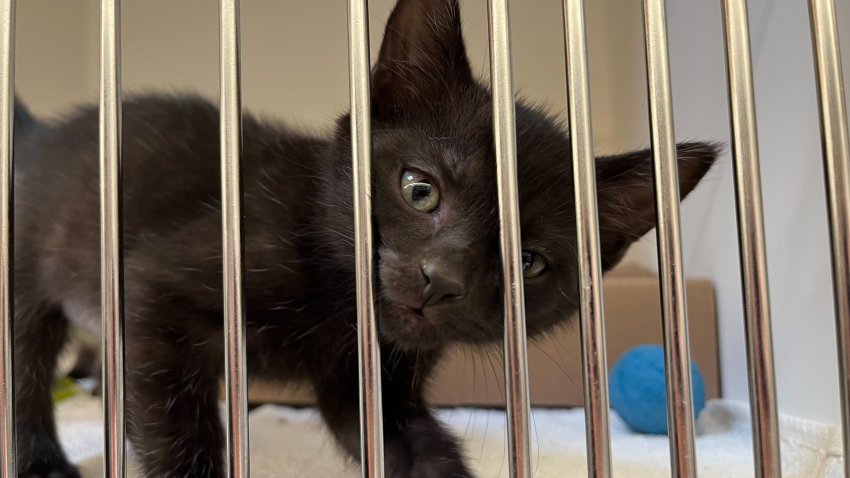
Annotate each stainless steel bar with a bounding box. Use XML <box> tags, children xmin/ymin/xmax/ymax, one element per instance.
<box><xmin>0</xmin><ymin>1</ymin><xmax>13</xmax><ymax>476</ymax></box>
<box><xmin>561</xmin><ymin>0</ymin><xmax>612</xmax><ymax>476</ymax></box>
<box><xmin>720</xmin><ymin>0</ymin><xmax>782</xmax><ymax>476</ymax></box>
<box><xmin>346</xmin><ymin>1</ymin><xmax>385</xmax><ymax>476</ymax></box>
<box><xmin>99</xmin><ymin>0</ymin><xmax>126</xmax><ymax>475</ymax></box>
<box><xmin>219</xmin><ymin>1</ymin><xmax>249</xmax><ymax>476</ymax></box>
<box><xmin>486</xmin><ymin>1</ymin><xmax>532</xmax><ymax>477</ymax></box>
<box><xmin>640</xmin><ymin>0</ymin><xmax>698</xmax><ymax>476</ymax></box>
<box><xmin>808</xmin><ymin>0</ymin><xmax>850</xmax><ymax>474</ymax></box>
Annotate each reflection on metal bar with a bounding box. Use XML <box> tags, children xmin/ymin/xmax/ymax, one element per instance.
<box><xmin>640</xmin><ymin>0</ymin><xmax>698</xmax><ymax>476</ymax></box>
<box><xmin>561</xmin><ymin>0</ymin><xmax>612</xmax><ymax>476</ymax></box>
<box><xmin>346</xmin><ymin>1</ymin><xmax>385</xmax><ymax>476</ymax></box>
<box><xmin>0</xmin><ymin>1</ymin><xmax>13</xmax><ymax>476</ymax></box>
<box><xmin>219</xmin><ymin>0</ymin><xmax>249</xmax><ymax>476</ymax></box>
<box><xmin>486</xmin><ymin>1</ymin><xmax>532</xmax><ymax>476</ymax></box>
<box><xmin>720</xmin><ymin>0</ymin><xmax>782</xmax><ymax>476</ymax></box>
<box><xmin>99</xmin><ymin>0</ymin><xmax>126</xmax><ymax>476</ymax></box>
<box><xmin>808</xmin><ymin>0</ymin><xmax>850</xmax><ymax>474</ymax></box>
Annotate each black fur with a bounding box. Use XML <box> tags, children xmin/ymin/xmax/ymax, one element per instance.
<box><xmin>12</xmin><ymin>0</ymin><xmax>717</xmax><ymax>476</ymax></box>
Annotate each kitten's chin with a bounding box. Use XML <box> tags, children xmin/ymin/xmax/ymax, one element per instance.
<box><xmin>378</xmin><ymin>303</ymin><xmax>445</xmax><ymax>352</ymax></box>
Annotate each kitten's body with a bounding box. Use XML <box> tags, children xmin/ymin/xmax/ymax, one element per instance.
<box><xmin>14</xmin><ymin>96</ymin><xmax>349</xmax><ymax>477</ymax></box>
<box><xmin>13</xmin><ymin>1</ymin><xmax>716</xmax><ymax>477</ymax></box>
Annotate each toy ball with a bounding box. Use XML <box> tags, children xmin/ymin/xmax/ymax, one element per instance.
<box><xmin>609</xmin><ymin>344</ymin><xmax>706</xmax><ymax>435</ymax></box>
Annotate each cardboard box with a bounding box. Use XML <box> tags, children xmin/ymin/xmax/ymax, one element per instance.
<box><xmin>247</xmin><ymin>265</ymin><xmax>720</xmax><ymax>407</ymax></box>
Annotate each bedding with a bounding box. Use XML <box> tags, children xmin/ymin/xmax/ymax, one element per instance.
<box><xmin>55</xmin><ymin>394</ymin><xmax>843</xmax><ymax>477</ymax></box>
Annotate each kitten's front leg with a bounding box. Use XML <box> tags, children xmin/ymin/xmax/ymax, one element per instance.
<box><xmin>14</xmin><ymin>305</ymin><xmax>81</xmax><ymax>478</ymax></box>
<box><xmin>314</xmin><ymin>354</ymin><xmax>473</xmax><ymax>478</ymax></box>
<box><xmin>125</xmin><ymin>306</ymin><xmax>225</xmax><ymax>478</ymax></box>
<box><xmin>389</xmin><ymin>409</ymin><xmax>472</xmax><ymax>478</ymax></box>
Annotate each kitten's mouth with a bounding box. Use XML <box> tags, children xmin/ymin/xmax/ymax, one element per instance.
<box><xmin>378</xmin><ymin>301</ymin><xmax>443</xmax><ymax>351</ymax></box>
<box><xmin>400</xmin><ymin>305</ymin><xmax>424</xmax><ymax>317</ymax></box>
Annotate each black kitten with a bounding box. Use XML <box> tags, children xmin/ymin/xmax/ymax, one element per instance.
<box><xmin>12</xmin><ymin>0</ymin><xmax>716</xmax><ymax>476</ymax></box>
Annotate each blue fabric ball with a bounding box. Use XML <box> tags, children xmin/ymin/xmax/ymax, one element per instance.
<box><xmin>609</xmin><ymin>344</ymin><xmax>706</xmax><ymax>435</ymax></box>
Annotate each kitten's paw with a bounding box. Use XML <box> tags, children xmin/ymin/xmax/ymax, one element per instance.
<box><xmin>19</xmin><ymin>458</ymin><xmax>81</xmax><ymax>478</ymax></box>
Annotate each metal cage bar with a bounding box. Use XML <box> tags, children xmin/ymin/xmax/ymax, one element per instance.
<box><xmin>560</xmin><ymin>0</ymin><xmax>612</xmax><ymax>476</ymax></box>
<box><xmin>219</xmin><ymin>1</ymin><xmax>250</xmax><ymax>476</ymax></box>
<box><xmin>720</xmin><ymin>0</ymin><xmax>782</xmax><ymax>476</ymax></box>
<box><xmin>99</xmin><ymin>0</ymin><xmax>126</xmax><ymax>476</ymax></box>
<box><xmin>640</xmin><ymin>0</ymin><xmax>698</xmax><ymax>476</ymax></box>
<box><xmin>808</xmin><ymin>0</ymin><xmax>850</xmax><ymax>474</ymax></box>
<box><xmin>0</xmin><ymin>1</ymin><xmax>13</xmax><ymax>476</ymax></box>
<box><xmin>346</xmin><ymin>1</ymin><xmax>386</xmax><ymax>476</ymax></box>
<box><xmin>486</xmin><ymin>1</ymin><xmax>533</xmax><ymax>477</ymax></box>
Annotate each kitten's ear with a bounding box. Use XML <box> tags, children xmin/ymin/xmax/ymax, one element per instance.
<box><xmin>595</xmin><ymin>142</ymin><xmax>718</xmax><ymax>270</ymax></box>
<box><xmin>371</xmin><ymin>0</ymin><xmax>473</xmax><ymax>120</ymax></box>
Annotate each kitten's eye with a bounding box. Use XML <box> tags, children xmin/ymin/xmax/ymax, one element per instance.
<box><xmin>401</xmin><ymin>169</ymin><xmax>440</xmax><ymax>213</ymax></box>
<box><xmin>522</xmin><ymin>251</ymin><xmax>548</xmax><ymax>278</ymax></box>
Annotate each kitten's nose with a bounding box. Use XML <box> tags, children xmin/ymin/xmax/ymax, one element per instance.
<box><xmin>420</xmin><ymin>261</ymin><xmax>464</xmax><ymax>307</ymax></box>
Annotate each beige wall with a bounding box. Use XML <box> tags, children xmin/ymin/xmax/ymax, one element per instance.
<box><xmin>15</xmin><ymin>0</ymin><xmax>97</xmax><ymax>115</ymax></box>
<box><xmin>15</xmin><ymin>1</ymin><xmax>648</xmax><ymax>150</ymax></box>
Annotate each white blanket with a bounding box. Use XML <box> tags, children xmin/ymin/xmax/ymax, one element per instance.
<box><xmin>56</xmin><ymin>396</ymin><xmax>843</xmax><ymax>477</ymax></box>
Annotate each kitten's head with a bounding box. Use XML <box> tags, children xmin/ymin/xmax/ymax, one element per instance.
<box><xmin>320</xmin><ymin>0</ymin><xmax>716</xmax><ymax>351</ymax></box>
